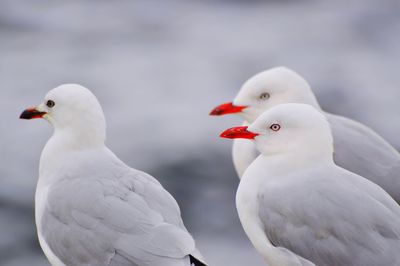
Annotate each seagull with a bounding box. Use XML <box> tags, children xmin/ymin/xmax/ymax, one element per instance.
<box><xmin>20</xmin><ymin>84</ymin><xmax>206</xmax><ymax>266</ymax></box>
<box><xmin>210</xmin><ymin>67</ymin><xmax>400</xmax><ymax>203</ymax></box>
<box><xmin>220</xmin><ymin>103</ymin><xmax>400</xmax><ymax>266</ymax></box>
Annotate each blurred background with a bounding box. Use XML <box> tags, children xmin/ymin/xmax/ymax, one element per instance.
<box><xmin>1</xmin><ymin>0</ymin><xmax>400</xmax><ymax>265</ymax></box>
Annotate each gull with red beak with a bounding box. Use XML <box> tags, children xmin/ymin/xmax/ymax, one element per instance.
<box><xmin>20</xmin><ymin>84</ymin><xmax>206</xmax><ymax>266</ymax></box>
<box><xmin>221</xmin><ymin>103</ymin><xmax>400</xmax><ymax>266</ymax></box>
<box><xmin>211</xmin><ymin>66</ymin><xmax>400</xmax><ymax>204</ymax></box>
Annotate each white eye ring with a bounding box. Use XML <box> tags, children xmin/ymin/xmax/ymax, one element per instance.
<box><xmin>270</xmin><ymin>124</ymin><xmax>281</xmax><ymax>131</ymax></box>
<box><xmin>259</xmin><ymin>92</ymin><xmax>270</xmax><ymax>100</ymax></box>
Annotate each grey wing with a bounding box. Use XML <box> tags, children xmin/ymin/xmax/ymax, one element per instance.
<box><xmin>119</xmin><ymin>169</ymin><xmax>206</xmax><ymax>263</ymax></box>
<box><xmin>259</xmin><ymin>168</ymin><xmax>400</xmax><ymax>266</ymax></box>
<box><xmin>41</xmin><ymin>174</ymin><xmax>196</xmax><ymax>266</ymax></box>
<box><xmin>120</xmin><ymin>169</ymin><xmax>188</xmax><ymax>230</ymax></box>
<box><xmin>109</xmin><ymin>253</ymin><xmax>139</xmax><ymax>266</ymax></box>
<box><xmin>326</xmin><ymin>113</ymin><xmax>400</xmax><ymax>202</ymax></box>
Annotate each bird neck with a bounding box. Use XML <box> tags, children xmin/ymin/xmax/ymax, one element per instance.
<box><xmin>53</xmin><ymin>126</ymin><xmax>106</xmax><ymax>149</ymax></box>
<box><xmin>293</xmin><ymin>87</ymin><xmax>322</xmax><ymax>111</ymax></box>
<box><xmin>49</xmin><ymin>108</ymin><xmax>107</xmax><ymax>149</ymax></box>
<box><xmin>246</xmin><ymin>150</ymin><xmax>334</xmax><ymax>182</ymax></box>
<box><xmin>38</xmin><ymin>128</ymin><xmax>106</xmax><ymax>184</ymax></box>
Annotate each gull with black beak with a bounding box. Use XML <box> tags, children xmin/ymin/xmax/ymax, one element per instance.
<box><xmin>20</xmin><ymin>84</ymin><xmax>206</xmax><ymax>266</ymax></box>
<box><xmin>210</xmin><ymin>67</ymin><xmax>400</xmax><ymax>203</ymax></box>
<box><xmin>221</xmin><ymin>103</ymin><xmax>400</xmax><ymax>266</ymax></box>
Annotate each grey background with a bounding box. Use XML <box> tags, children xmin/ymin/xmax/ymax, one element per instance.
<box><xmin>1</xmin><ymin>0</ymin><xmax>400</xmax><ymax>265</ymax></box>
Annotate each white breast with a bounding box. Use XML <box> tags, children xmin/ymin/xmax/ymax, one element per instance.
<box><xmin>236</xmin><ymin>158</ymin><xmax>298</xmax><ymax>266</ymax></box>
<box><xmin>35</xmin><ymin>183</ymin><xmax>66</xmax><ymax>266</ymax></box>
<box><xmin>236</xmin><ymin>172</ymin><xmax>268</xmax><ymax>255</ymax></box>
<box><xmin>232</xmin><ymin>121</ymin><xmax>259</xmax><ymax>178</ymax></box>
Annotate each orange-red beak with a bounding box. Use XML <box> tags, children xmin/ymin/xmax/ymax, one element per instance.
<box><xmin>209</xmin><ymin>102</ymin><xmax>247</xmax><ymax>116</ymax></box>
<box><xmin>220</xmin><ymin>126</ymin><xmax>258</xmax><ymax>139</ymax></box>
<box><xmin>19</xmin><ymin>107</ymin><xmax>47</xmax><ymax>120</ymax></box>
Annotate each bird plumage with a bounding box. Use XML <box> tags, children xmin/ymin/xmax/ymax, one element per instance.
<box><xmin>226</xmin><ymin>103</ymin><xmax>400</xmax><ymax>266</ymax></box>
<box><xmin>214</xmin><ymin>67</ymin><xmax>400</xmax><ymax>203</ymax></box>
<box><xmin>233</xmin><ymin>112</ymin><xmax>400</xmax><ymax>202</ymax></box>
<box><xmin>21</xmin><ymin>84</ymin><xmax>205</xmax><ymax>266</ymax></box>
<box><xmin>259</xmin><ymin>163</ymin><xmax>400</xmax><ymax>266</ymax></box>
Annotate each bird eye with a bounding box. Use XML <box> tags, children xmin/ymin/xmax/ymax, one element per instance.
<box><xmin>46</xmin><ymin>100</ymin><xmax>55</xmax><ymax>108</ymax></box>
<box><xmin>259</xmin><ymin>92</ymin><xmax>270</xmax><ymax>100</ymax></box>
<box><xmin>270</xmin><ymin>124</ymin><xmax>281</xmax><ymax>131</ymax></box>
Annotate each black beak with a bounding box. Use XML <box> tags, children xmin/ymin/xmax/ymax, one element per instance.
<box><xmin>20</xmin><ymin>108</ymin><xmax>47</xmax><ymax>120</ymax></box>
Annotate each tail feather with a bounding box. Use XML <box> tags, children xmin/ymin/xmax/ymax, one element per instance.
<box><xmin>189</xmin><ymin>255</ymin><xmax>207</xmax><ymax>266</ymax></box>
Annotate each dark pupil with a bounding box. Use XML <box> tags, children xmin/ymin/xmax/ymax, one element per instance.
<box><xmin>271</xmin><ymin>124</ymin><xmax>280</xmax><ymax>131</ymax></box>
<box><xmin>47</xmin><ymin>100</ymin><xmax>55</xmax><ymax>108</ymax></box>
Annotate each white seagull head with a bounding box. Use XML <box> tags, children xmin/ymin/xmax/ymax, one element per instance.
<box><xmin>210</xmin><ymin>67</ymin><xmax>321</xmax><ymax>123</ymax></box>
<box><xmin>221</xmin><ymin>103</ymin><xmax>333</xmax><ymax>159</ymax></box>
<box><xmin>20</xmin><ymin>84</ymin><xmax>106</xmax><ymax>148</ymax></box>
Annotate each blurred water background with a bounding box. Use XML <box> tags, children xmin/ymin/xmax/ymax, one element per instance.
<box><xmin>1</xmin><ymin>0</ymin><xmax>400</xmax><ymax>265</ymax></box>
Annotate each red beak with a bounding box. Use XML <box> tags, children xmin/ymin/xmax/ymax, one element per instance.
<box><xmin>209</xmin><ymin>102</ymin><xmax>247</xmax><ymax>116</ymax></box>
<box><xmin>19</xmin><ymin>107</ymin><xmax>47</xmax><ymax>120</ymax></box>
<box><xmin>220</xmin><ymin>126</ymin><xmax>259</xmax><ymax>139</ymax></box>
